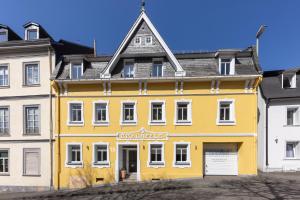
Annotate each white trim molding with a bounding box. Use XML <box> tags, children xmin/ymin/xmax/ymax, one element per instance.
<box><xmin>65</xmin><ymin>143</ymin><xmax>83</xmax><ymax>168</ymax></box>
<box><xmin>174</xmin><ymin>99</ymin><xmax>192</xmax><ymax>126</ymax></box>
<box><xmin>147</xmin><ymin>141</ymin><xmax>165</xmax><ymax>168</ymax></box>
<box><xmin>92</xmin><ymin>142</ymin><xmax>110</xmax><ymax>168</ymax></box>
<box><xmin>216</xmin><ymin>99</ymin><xmax>236</xmax><ymax>126</ymax></box>
<box><xmin>92</xmin><ymin>100</ymin><xmax>109</xmax><ymax>126</ymax></box>
<box><xmin>67</xmin><ymin>101</ymin><xmax>84</xmax><ymax>126</ymax></box>
<box><xmin>173</xmin><ymin>142</ymin><xmax>191</xmax><ymax>168</ymax></box>
<box><xmin>120</xmin><ymin>100</ymin><xmax>137</xmax><ymax>126</ymax></box>
<box><xmin>148</xmin><ymin>100</ymin><xmax>166</xmax><ymax>126</ymax></box>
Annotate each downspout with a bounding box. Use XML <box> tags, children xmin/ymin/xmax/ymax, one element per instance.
<box><xmin>266</xmin><ymin>99</ymin><xmax>269</xmax><ymax>168</ymax></box>
<box><xmin>48</xmin><ymin>47</ymin><xmax>54</xmax><ymax>189</ymax></box>
<box><xmin>57</xmin><ymin>82</ymin><xmax>62</xmax><ymax>190</ymax></box>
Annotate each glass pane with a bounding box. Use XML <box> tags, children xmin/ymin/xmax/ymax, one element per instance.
<box><xmin>28</xmin><ymin>29</ymin><xmax>38</xmax><ymax>40</ymax></box>
<box><xmin>286</xmin><ymin>143</ymin><xmax>295</xmax><ymax>158</ymax></box>
<box><xmin>0</xmin><ymin>31</ymin><xmax>7</xmax><ymax>42</ymax></box>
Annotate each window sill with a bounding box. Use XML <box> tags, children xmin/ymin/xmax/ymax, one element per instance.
<box><xmin>217</xmin><ymin>121</ymin><xmax>236</xmax><ymax>126</ymax></box>
<box><xmin>92</xmin><ymin>162</ymin><xmax>110</xmax><ymax>168</ymax></box>
<box><xmin>22</xmin><ymin>174</ymin><xmax>41</xmax><ymax>177</ymax></box>
<box><xmin>0</xmin><ymin>173</ymin><xmax>10</xmax><ymax>176</ymax></box>
<box><xmin>23</xmin><ymin>133</ymin><xmax>41</xmax><ymax>136</ymax></box>
<box><xmin>0</xmin><ymin>134</ymin><xmax>10</xmax><ymax>137</ymax></box>
<box><xmin>284</xmin><ymin>125</ymin><xmax>300</xmax><ymax>127</ymax></box>
<box><xmin>0</xmin><ymin>86</ymin><xmax>9</xmax><ymax>89</ymax></box>
<box><xmin>22</xmin><ymin>84</ymin><xmax>41</xmax><ymax>88</ymax></box>
<box><xmin>148</xmin><ymin>162</ymin><xmax>165</xmax><ymax>168</ymax></box>
<box><xmin>173</xmin><ymin>162</ymin><xmax>191</xmax><ymax>168</ymax></box>
<box><xmin>93</xmin><ymin>122</ymin><xmax>109</xmax><ymax>127</ymax></box>
<box><xmin>283</xmin><ymin>157</ymin><xmax>300</xmax><ymax>160</ymax></box>
<box><xmin>149</xmin><ymin>121</ymin><xmax>166</xmax><ymax>126</ymax></box>
<box><xmin>65</xmin><ymin>162</ymin><xmax>83</xmax><ymax>168</ymax></box>
<box><xmin>67</xmin><ymin>122</ymin><xmax>84</xmax><ymax>127</ymax></box>
<box><xmin>120</xmin><ymin>121</ymin><xmax>137</xmax><ymax>126</ymax></box>
<box><xmin>174</xmin><ymin>121</ymin><xmax>192</xmax><ymax>126</ymax></box>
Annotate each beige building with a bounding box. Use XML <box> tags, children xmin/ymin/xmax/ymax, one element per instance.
<box><xmin>0</xmin><ymin>23</ymin><xmax>93</xmax><ymax>191</ymax></box>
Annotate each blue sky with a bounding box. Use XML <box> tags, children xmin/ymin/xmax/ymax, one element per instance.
<box><xmin>1</xmin><ymin>0</ymin><xmax>299</xmax><ymax>71</ymax></box>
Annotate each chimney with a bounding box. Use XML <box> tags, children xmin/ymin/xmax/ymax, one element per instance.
<box><xmin>93</xmin><ymin>39</ymin><xmax>97</xmax><ymax>57</ymax></box>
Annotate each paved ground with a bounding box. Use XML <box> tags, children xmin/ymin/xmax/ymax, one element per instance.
<box><xmin>1</xmin><ymin>172</ymin><xmax>300</xmax><ymax>200</ymax></box>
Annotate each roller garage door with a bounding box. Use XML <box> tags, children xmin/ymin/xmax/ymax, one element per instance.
<box><xmin>204</xmin><ymin>144</ymin><xmax>238</xmax><ymax>175</ymax></box>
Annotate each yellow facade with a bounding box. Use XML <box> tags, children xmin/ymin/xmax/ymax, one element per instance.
<box><xmin>53</xmin><ymin>80</ymin><xmax>260</xmax><ymax>189</ymax></box>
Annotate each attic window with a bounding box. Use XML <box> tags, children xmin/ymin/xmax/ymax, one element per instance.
<box><xmin>145</xmin><ymin>36</ymin><xmax>152</xmax><ymax>45</ymax></box>
<box><xmin>134</xmin><ymin>37</ymin><xmax>141</xmax><ymax>45</ymax></box>
<box><xmin>70</xmin><ymin>63</ymin><xmax>83</xmax><ymax>79</ymax></box>
<box><xmin>27</xmin><ymin>29</ymin><xmax>38</xmax><ymax>40</ymax></box>
<box><xmin>219</xmin><ymin>58</ymin><xmax>235</xmax><ymax>75</ymax></box>
<box><xmin>0</xmin><ymin>31</ymin><xmax>7</xmax><ymax>42</ymax></box>
<box><xmin>282</xmin><ymin>73</ymin><xmax>296</xmax><ymax>89</ymax></box>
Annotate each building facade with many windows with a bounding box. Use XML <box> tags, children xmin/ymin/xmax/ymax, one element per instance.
<box><xmin>0</xmin><ymin>23</ymin><xmax>93</xmax><ymax>191</ymax></box>
<box><xmin>52</xmin><ymin>10</ymin><xmax>262</xmax><ymax>189</ymax></box>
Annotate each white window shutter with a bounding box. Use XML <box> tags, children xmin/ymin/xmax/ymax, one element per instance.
<box><xmin>230</xmin><ymin>58</ymin><xmax>235</xmax><ymax>75</ymax></box>
<box><xmin>24</xmin><ymin>150</ymin><xmax>40</xmax><ymax>175</ymax></box>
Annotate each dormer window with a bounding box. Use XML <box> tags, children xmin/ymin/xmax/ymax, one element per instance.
<box><xmin>0</xmin><ymin>31</ymin><xmax>7</xmax><ymax>42</ymax></box>
<box><xmin>282</xmin><ymin>73</ymin><xmax>296</xmax><ymax>89</ymax></box>
<box><xmin>123</xmin><ymin>61</ymin><xmax>135</xmax><ymax>78</ymax></box>
<box><xmin>145</xmin><ymin>36</ymin><xmax>152</xmax><ymax>45</ymax></box>
<box><xmin>70</xmin><ymin>63</ymin><xmax>83</xmax><ymax>79</ymax></box>
<box><xmin>219</xmin><ymin>58</ymin><xmax>235</xmax><ymax>75</ymax></box>
<box><xmin>26</xmin><ymin>29</ymin><xmax>38</xmax><ymax>40</ymax></box>
<box><xmin>134</xmin><ymin>36</ymin><xmax>141</xmax><ymax>45</ymax></box>
<box><xmin>152</xmin><ymin>61</ymin><xmax>163</xmax><ymax>77</ymax></box>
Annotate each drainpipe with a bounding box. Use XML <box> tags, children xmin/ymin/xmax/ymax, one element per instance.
<box><xmin>48</xmin><ymin>47</ymin><xmax>54</xmax><ymax>189</ymax></box>
<box><xmin>265</xmin><ymin>99</ymin><xmax>269</xmax><ymax>168</ymax></box>
<box><xmin>57</xmin><ymin>82</ymin><xmax>62</xmax><ymax>190</ymax></box>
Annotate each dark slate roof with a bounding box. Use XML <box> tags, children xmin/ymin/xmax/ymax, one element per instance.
<box><xmin>0</xmin><ymin>24</ymin><xmax>22</xmax><ymax>41</ymax></box>
<box><xmin>260</xmin><ymin>67</ymin><xmax>300</xmax><ymax>99</ymax></box>
<box><xmin>51</xmin><ymin>46</ymin><xmax>261</xmax><ymax>80</ymax></box>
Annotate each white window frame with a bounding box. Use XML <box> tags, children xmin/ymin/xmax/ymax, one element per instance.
<box><xmin>282</xmin><ymin>73</ymin><xmax>297</xmax><ymax>89</ymax></box>
<box><xmin>92</xmin><ymin>100</ymin><xmax>109</xmax><ymax>126</ymax></box>
<box><xmin>134</xmin><ymin>36</ymin><xmax>142</xmax><ymax>45</ymax></box>
<box><xmin>173</xmin><ymin>142</ymin><xmax>191</xmax><ymax>168</ymax></box>
<box><xmin>148</xmin><ymin>100</ymin><xmax>166</xmax><ymax>125</ymax></box>
<box><xmin>219</xmin><ymin>58</ymin><xmax>235</xmax><ymax>75</ymax></box>
<box><xmin>25</xmin><ymin>27</ymin><xmax>39</xmax><ymax>40</ymax></box>
<box><xmin>217</xmin><ymin>99</ymin><xmax>236</xmax><ymax>125</ymax></box>
<box><xmin>0</xmin><ymin>149</ymin><xmax>9</xmax><ymax>175</ymax></box>
<box><xmin>23</xmin><ymin>62</ymin><xmax>40</xmax><ymax>86</ymax></box>
<box><xmin>0</xmin><ymin>106</ymin><xmax>9</xmax><ymax>136</ymax></box>
<box><xmin>286</xmin><ymin>106</ymin><xmax>300</xmax><ymax>126</ymax></box>
<box><xmin>23</xmin><ymin>105</ymin><xmax>40</xmax><ymax>135</ymax></box>
<box><xmin>92</xmin><ymin>142</ymin><xmax>110</xmax><ymax>168</ymax></box>
<box><xmin>152</xmin><ymin>59</ymin><xmax>164</xmax><ymax>77</ymax></box>
<box><xmin>174</xmin><ymin>100</ymin><xmax>192</xmax><ymax>125</ymax></box>
<box><xmin>284</xmin><ymin>141</ymin><xmax>300</xmax><ymax>160</ymax></box>
<box><xmin>0</xmin><ymin>29</ymin><xmax>8</xmax><ymax>42</ymax></box>
<box><xmin>23</xmin><ymin>148</ymin><xmax>41</xmax><ymax>176</ymax></box>
<box><xmin>70</xmin><ymin>62</ymin><xmax>83</xmax><ymax>80</ymax></box>
<box><xmin>147</xmin><ymin>142</ymin><xmax>165</xmax><ymax>168</ymax></box>
<box><xmin>122</xmin><ymin>59</ymin><xmax>135</xmax><ymax>78</ymax></box>
<box><xmin>0</xmin><ymin>64</ymin><xmax>9</xmax><ymax>87</ymax></box>
<box><xmin>120</xmin><ymin>100</ymin><xmax>137</xmax><ymax>125</ymax></box>
<box><xmin>145</xmin><ymin>35</ymin><xmax>153</xmax><ymax>45</ymax></box>
<box><xmin>67</xmin><ymin>101</ymin><xmax>84</xmax><ymax>126</ymax></box>
<box><xmin>65</xmin><ymin>143</ymin><xmax>83</xmax><ymax>168</ymax></box>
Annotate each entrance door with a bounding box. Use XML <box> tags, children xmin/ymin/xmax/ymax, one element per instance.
<box><xmin>128</xmin><ymin>150</ymin><xmax>137</xmax><ymax>173</ymax></box>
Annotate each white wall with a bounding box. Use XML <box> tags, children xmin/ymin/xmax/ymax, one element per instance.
<box><xmin>257</xmin><ymin>88</ymin><xmax>266</xmax><ymax>171</ymax></box>
<box><xmin>267</xmin><ymin>99</ymin><xmax>300</xmax><ymax>171</ymax></box>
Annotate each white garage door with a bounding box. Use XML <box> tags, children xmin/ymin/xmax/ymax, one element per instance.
<box><xmin>204</xmin><ymin>144</ymin><xmax>238</xmax><ymax>175</ymax></box>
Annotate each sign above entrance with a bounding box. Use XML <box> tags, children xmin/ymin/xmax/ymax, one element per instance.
<box><xmin>117</xmin><ymin>128</ymin><xmax>168</xmax><ymax>141</ymax></box>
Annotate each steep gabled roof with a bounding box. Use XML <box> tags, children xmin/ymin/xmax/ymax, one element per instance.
<box><xmin>101</xmin><ymin>11</ymin><xmax>185</xmax><ymax>78</ymax></box>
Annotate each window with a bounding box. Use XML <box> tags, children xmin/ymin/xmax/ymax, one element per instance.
<box><xmin>134</xmin><ymin>36</ymin><xmax>141</xmax><ymax>45</ymax></box>
<box><xmin>24</xmin><ymin>63</ymin><xmax>39</xmax><ymax>85</ymax></box>
<box><xmin>287</xmin><ymin>107</ymin><xmax>299</xmax><ymax>126</ymax></box>
<box><xmin>0</xmin><ymin>150</ymin><xmax>8</xmax><ymax>174</ymax></box>
<box><xmin>218</xmin><ymin>100</ymin><xmax>235</xmax><ymax>125</ymax></box>
<box><xmin>0</xmin><ymin>31</ymin><xmax>7</xmax><ymax>42</ymax></box>
<box><xmin>0</xmin><ymin>107</ymin><xmax>9</xmax><ymax>135</ymax></box>
<box><xmin>152</xmin><ymin>61</ymin><xmax>163</xmax><ymax>77</ymax></box>
<box><xmin>149</xmin><ymin>144</ymin><xmax>164</xmax><ymax>166</ymax></box>
<box><xmin>0</xmin><ymin>65</ymin><xmax>8</xmax><ymax>86</ymax></box>
<box><xmin>27</xmin><ymin>29</ymin><xmax>38</xmax><ymax>40</ymax></box>
<box><xmin>145</xmin><ymin>36</ymin><xmax>152</xmax><ymax>45</ymax></box>
<box><xmin>219</xmin><ymin>58</ymin><xmax>234</xmax><ymax>75</ymax></box>
<box><xmin>23</xmin><ymin>148</ymin><xmax>40</xmax><ymax>176</ymax></box>
<box><xmin>174</xmin><ymin>143</ymin><xmax>191</xmax><ymax>167</ymax></box>
<box><xmin>175</xmin><ymin>101</ymin><xmax>192</xmax><ymax>124</ymax></box>
<box><xmin>123</xmin><ymin>61</ymin><xmax>135</xmax><ymax>78</ymax></box>
<box><xmin>149</xmin><ymin>101</ymin><xmax>165</xmax><ymax>124</ymax></box>
<box><xmin>283</xmin><ymin>73</ymin><xmax>296</xmax><ymax>89</ymax></box>
<box><xmin>66</xmin><ymin>144</ymin><xmax>82</xmax><ymax>166</ymax></box>
<box><xmin>70</xmin><ymin>63</ymin><xmax>83</xmax><ymax>79</ymax></box>
<box><xmin>93</xmin><ymin>143</ymin><xmax>109</xmax><ymax>167</ymax></box>
<box><xmin>122</xmin><ymin>102</ymin><xmax>136</xmax><ymax>123</ymax></box>
<box><xmin>93</xmin><ymin>102</ymin><xmax>109</xmax><ymax>125</ymax></box>
<box><xmin>68</xmin><ymin>102</ymin><xmax>83</xmax><ymax>125</ymax></box>
<box><xmin>286</xmin><ymin>142</ymin><xmax>299</xmax><ymax>158</ymax></box>
<box><xmin>24</xmin><ymin>105</ymin><xmax>40</xmax><ymax>135</ymax></box>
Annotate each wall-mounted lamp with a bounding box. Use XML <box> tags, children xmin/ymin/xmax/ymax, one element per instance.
<box><xmin>275</xmin><ymin>138</ymin><xmax>278</xmax><ymax>144</ymax></box>
<box><xmin>195</xmin><ymin>145</ymin><xmax>197</xmax><ymax>150</ymax></box>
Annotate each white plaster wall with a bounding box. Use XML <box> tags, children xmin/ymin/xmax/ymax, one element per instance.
<box><xmin>257</xmin><ymin>88</ymin><xmax>266</xmax><ymax>171</ymax></box>
<box><xmin>267</xmin><ymin>99</ymin><xmax>300</xmax><ymax>171</ymax></box>
<box><xmin>0</xmin><ymin>53</ymin><xmax>53</xmax><ymax>97</ymax></box>
<box><xmin>0</xmin><ymin>142</ymin><xmax>51</xmax><ymax>187</ymax></box>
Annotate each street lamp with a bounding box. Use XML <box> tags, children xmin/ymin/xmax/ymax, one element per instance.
<box><xmin>256</xmin><ymin>25</ymin><xmax>267</xmax><ymax>57</ymax></box>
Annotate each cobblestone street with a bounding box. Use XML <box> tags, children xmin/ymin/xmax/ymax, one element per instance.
<box><xmin>1</xmin><ymin>172</ymin><xmax>300</xmax><ymax>200</ymax></box>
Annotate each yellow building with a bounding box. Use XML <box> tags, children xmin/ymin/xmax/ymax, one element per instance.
<box><xmin>52</xmin><ymin>10</ymin><xmax>262</xmax><ymax>189</ymax></box>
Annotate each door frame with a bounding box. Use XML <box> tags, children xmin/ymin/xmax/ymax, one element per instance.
<box><xmin>115</xmin><ymin>142</ymin><xmax>140</xmax><ymax>182</ymax></box>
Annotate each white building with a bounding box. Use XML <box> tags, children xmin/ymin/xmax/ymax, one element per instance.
<box><xmin>0</xmin><ymin>23</ymin><xmax>93</xmax><ymax>191</ymax></box>
<box><xmin>258</xmin><ymin>68</ymin><xmax>300</xmax><ymax>172</ymax></box>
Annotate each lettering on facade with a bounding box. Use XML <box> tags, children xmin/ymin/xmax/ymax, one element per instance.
<box><xmin>117</xmin><ymin>128</ymin><xmax>168</xmax><ymax>141</ymax></box>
